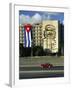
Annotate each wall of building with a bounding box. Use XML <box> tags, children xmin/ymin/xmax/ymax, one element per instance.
<box><xmin>19</xmin><ymin>20</ymin><xmax>61</xmax><ymax>54</ymax></box>
<box><xmin>42</xmin><ymin>20</ymin><xmax>59</xmax><ymax>53</ymax></box>
<box><xmin>32</xmin><ymin>23</ymin><xmax>43</xmax><ymax>46</ymax></box>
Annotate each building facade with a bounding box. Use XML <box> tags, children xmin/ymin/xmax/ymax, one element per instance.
<box><xmin>19</xmin><ymin>20</ymin><xmax>60</xmax><ymax>54</ymax></box>
<box><xmin>42</xmin><ymin>20</ymin><xmax>59</xmax><ymax>53</ymax></box>
<box><xmin>19</xmin><ymin>25</ymin><xmax>24</xmax><ymax>44</ymax></box>
<box><xmin>32</xmin><ymin>23</ymin><xmax>43</xmax><ymax>47</ymax></box>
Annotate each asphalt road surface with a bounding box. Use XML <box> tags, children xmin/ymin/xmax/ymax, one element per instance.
<box><xmin>19</xmin><ymin>66</ymin><xmax>64</xmax><ymax>79</ymax></box>
<box><xmin>19</xmin><ymin>70</ymin><xmax>64</xmax><ymax>79</ymax></box>
<box><xmin>20</xmin><ymin>66</ymin><xmax>64</xmax><ymax>71</ymax></box>
<box><xmin>19</xmin><ymin>56</ymin><xmax>64</xmax><ymax>79</ymax></box>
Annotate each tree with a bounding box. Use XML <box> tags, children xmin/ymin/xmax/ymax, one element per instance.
<box><xmin>33</xmin><ymin>46</ymin><xmax>43</xmax><ymax>56</ymax></box>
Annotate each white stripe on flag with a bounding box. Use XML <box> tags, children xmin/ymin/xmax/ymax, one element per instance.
<box><xmin>29</xmin><ymin>31</ymin><xmax>31</xmax><ymax>47</ymax></box>
<box><xmin>26</xmin><ymin>31</ymin><xmax>28</xmax><ymax>47</ymax></box>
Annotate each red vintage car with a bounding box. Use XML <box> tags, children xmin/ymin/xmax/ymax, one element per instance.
<box><xmin>41</xmin><ymin>63</ymin><xmax>53</xmax><ymax>69</ymax></box>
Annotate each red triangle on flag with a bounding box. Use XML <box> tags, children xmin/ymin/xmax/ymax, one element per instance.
<box><xmin>24</xmin><ymin>24</ymin><xmax>32</xmax><ymax>32</ymax></box>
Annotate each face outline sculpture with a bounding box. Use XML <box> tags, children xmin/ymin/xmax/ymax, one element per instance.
<box><xmin>44</xmin><ymin>24</ymin><xmax>56</xmax><ymax>39</ymax></box>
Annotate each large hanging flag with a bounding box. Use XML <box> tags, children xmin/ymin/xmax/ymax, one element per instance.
<box><xmin>24</xmin><ymin>24</ymin><xmax>32</xmax><ymax>47</ymax></box>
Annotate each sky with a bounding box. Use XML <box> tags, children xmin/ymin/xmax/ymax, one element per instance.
<box><xmin>19</xmin><ymin>10</ymin><xmax>64</xmax><ymax>25</ymax></box>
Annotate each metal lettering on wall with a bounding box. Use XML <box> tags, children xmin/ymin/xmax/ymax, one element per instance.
<box><xmin>43</xmin><ymin>24</ymin><xmax>57</xmax><ymax>53</ymax></box>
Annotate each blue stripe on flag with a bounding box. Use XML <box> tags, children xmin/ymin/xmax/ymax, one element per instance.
<box><xmin>28</xmin><ymin>32</ymin><xmax>30</xmax><ymax>47</ymax></box>
<box><xmin>29</xmin><ymin>31</ymin><xmax>31</xmax><ymax>47</ymax></box>
<box><xmin>24</xmin><ymin>29</ymin><xmax>31</xmax><ymax>48</ymax></box>
<box><xmin>24</xmin><ymin>29</ymin><xmax>26</xmax><ymax>47</ymax></box>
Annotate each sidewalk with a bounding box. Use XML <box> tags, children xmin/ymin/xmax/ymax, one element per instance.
<box><xmin>19</xmin><ymin>56</ymin><xmax>64</xmax><ymax>66</ymax></box>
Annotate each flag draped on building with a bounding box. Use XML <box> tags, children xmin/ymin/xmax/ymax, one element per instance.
<box><xmin>24</xmin><ymin>24</ymin><xmax>32</xmax><ymax>47</ymax></box>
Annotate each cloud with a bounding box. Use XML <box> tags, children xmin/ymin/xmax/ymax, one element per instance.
<box><xmin>19</xmin><ymin>12</ymin><xmax>62</xmax><ymax>25</ymax></box>
<box><xmin>19</xmin><ymin>13</ymin><xmax>42</xmax><ymax>25</ymax></box>
<box><xmin>19</xmin><ymin>14</ymin><xmax>31</xmax><ymax>25</ymax></box>
<box><xmin>19</xmin><ymin>14</ymin><xmax>26</xmax><ymax>25</ymax></box>
<box><xmin>42</xmin><ymin>12</ymin><xmax>61</xmax><ymax>20</ymax></box>
<box><xmin>42</xmin><ymin>13</ymin><xmax>51</xmax><ymax>20</ymax></box>
<box><xmin>25</xmin><ymin>15</ymin><xmax>31</xmax><ymax>24</ymax></box>
<box><xmin>47</xmin><ymin>12</ymin><xmax>60</xmax><ymax>15</ymax></box>
<box><xmin>31</xmin><ymin>13</ymin><xmax>42</xmax><ymax>24</ymax></box>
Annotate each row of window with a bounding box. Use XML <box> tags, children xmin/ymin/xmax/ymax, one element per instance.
<box><xmin>19</xmin><ymin>41</ymin><xmax>43</xmax><ymax>46</ymax></box>
<box><xmin>32</xmin><ymin>35</ymin><xmax>42</xmax><ymax>38</ymax></box>
<box><xmin>33</xmin><ymin>41</ymin><xmax>43</xmax><ymax>44</ymax></box>
<box><xmin>32</xmin><ymin>32</ymin><xmax>42</xmax><ymax>35</ymax></box>
<box><xmin>33</xmin><ymin>26</ymin><xmax>42</xmax><ymax>29</ymax></box>
<box><xmin>32</xmin><ymin>30</ymin><xmax>42</xmax><ymax>33</ymax></box>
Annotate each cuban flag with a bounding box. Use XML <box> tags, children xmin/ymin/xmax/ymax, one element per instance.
<box><xmin>24</xmin><ymin>24</ymin><xmax>32</xmax><ymax>47</ymax></box>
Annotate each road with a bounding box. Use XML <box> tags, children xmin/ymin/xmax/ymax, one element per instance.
<box><xmin>20</xmin><ymin>66</ymin><xmax>64</xmax><ymax>71</ymax></box>
<box><xmin>19</xmin><ymin>66</ymin><xmax>64</xmax><ymax>79</ymax></box>
<box><xmin>19</xmin><ymin>56</ymin><xmax>64</xmax><ymax>66</ymax></box>
<box><xmin>19</xmin><ymin>70</ymin><xmax>64</xmax><ymax>79</ymax></box>
<box><xmin>19</xmin><ymin>56</ymin><xmax>64</xmax><ymax>79</ymax></box>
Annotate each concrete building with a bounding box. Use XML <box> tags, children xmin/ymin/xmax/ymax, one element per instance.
<box><xmin>32</xmin><ymin>23</ymin><xmax>43</xmax><ymax>47</ymax></box>
<box><xmin>19</xmin><ymin>20</ymin><xmax>60</xmax><ymax>55</ymax></box>
<box><xmin>19</xmin><ymin>25</ymin><xmax>24</xmax><ymax>44</ymax></box>
<box><xmin>42</xmin><ymin>20</ymin><xmax>60</xmax><ymax>53</ymax></box>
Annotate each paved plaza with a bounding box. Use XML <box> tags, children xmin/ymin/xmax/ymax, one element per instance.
<box><xmin>19</xmin><ymin>56</ymin><xmax>64</xmax><ymax>79</ymax></box>
<box><xmin>19</xmin><ymin>56</ymin><xmax>64</xmax><ymax>66</ymax></box>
